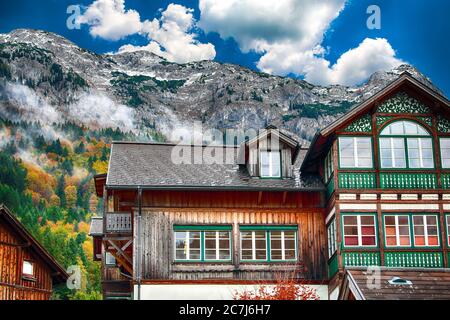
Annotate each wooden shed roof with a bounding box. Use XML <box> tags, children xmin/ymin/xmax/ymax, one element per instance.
<box><xmin>339</xmin><ymin>267</ymin><xmax>450</xmax><ymax>300</ymax></box>
<box><xmin>0</xmin><ymin>204</ymin><xmax>69</xmax><ymax>283</ymax></box>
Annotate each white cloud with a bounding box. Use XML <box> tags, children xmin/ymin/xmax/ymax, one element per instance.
<box><xmin>78</xmin><ymin>1</ymin><xmax>215</xmax><ymax>63</ymax></box>
<box><xmin>77</xmin><ymin>0</ymin><xmax>142</xmax><ymax>40</ymax></box>
<box><xmin>305</xmin><ymin>38</ymin><xmax>403</xmax><ymax>86</ymax></box>
<box><xmin>199</xmin><ymin>0</ymin><xmax>403</xmax><ymax>86</ymax></box>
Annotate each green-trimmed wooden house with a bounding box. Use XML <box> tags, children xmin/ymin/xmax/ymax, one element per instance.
<box><xmin>301</xmin><ymin>72</ymin><xmax>450</xmax><ymax>297</ymax></box>
<box><xmin>90</xmin><ymin>72</ymin><xmax>450</xmax><ymax>300</ymax></box>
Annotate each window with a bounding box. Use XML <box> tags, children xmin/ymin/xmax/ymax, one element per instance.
<box><xmin>105</xmin><ymin>252</ymin><xmax>116</xmax><ymax>265</ymax></box>
<box><xmin>22</xmin><ymin>260</ymin><xmax>34</xmax><ymax>276</ymax></box>
<box><xmin>412</xmin><ymin>215</ymin><xmax>439</xmax><ymax>246</ymax></box>
<box><xmin>174</xmin><ymin>226</ymin><xmax>232</xmax><ymax>262</ymax></box>
<box><xmin>384</xmin><ymin>215</ymin><xmax>411</xmax><ymax>247</ymax></box>
<box><xmin>260</xmin><ymin>151</ymin><xmax>281</xmax><ymax>178</ymax></box>
<box><xmin>241</xmin><ymin>230</ymin><xmax>267</xmax><ymax>261</ymax></box>
<box><xmin>339</xmin><ymin>137</ymin><xmax>373</xmax><ymax>168</ymax></box>
<box><xmin>175</xmin><ymin>231</ymin><xmax>202</xmax><ymax>261</ymax></box>
<box><xmin>342</xmin><ymin>215</ymin><xmax>377</xmax><ymax>247</ymax></box>
<box><xmin>270</xmin><ymin>231</ymin><xmax>296</xmax><ymax>260</ymax></box>
<box><xmin>440</xmin><ymin>138</ymin><xmax>450</xmax><ymax>168</ymax></box>
<box><xmin>327</xmin><ymin>219</ymin><xmax>337</xmax><ymax>258</ymax></box>
<box><xmin>204</xmin><ymin>231</ymin><xmax>231</xmax><ymax>261</ymax></box>
<box><xmin>324</xmin><ymin>149</ymin><xmax>334</xmax><ymax>183</ymax></box>
<box><xmin>380</xmin><ymin>120</ymin><xmax>434</xmax><ymax>169</ymax></box>
<box><xmin>240</xmin><ymin>227</ymin><xmax>297</xmax><ymax>262</ymax></box>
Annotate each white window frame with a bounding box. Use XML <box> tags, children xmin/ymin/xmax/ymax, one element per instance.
<box><xmin>339</xmin><ymin>137</ymin><xmax>373</xmax><ymax>168</ymax></box>
<box><xmin>174</xmin><ymin>231</ymin><xmax>202</xmax><ymax>261</ymax></box>
<box><xmin>327</xmin><ymin>219</ymin><xmax>337</xmax><ymax>258</ymax></box>
<box><xmin>259</xmin><ymin>151</ymin><xmax>281</xmax><ymax>178</ymax></box>
<box><xmin>440</xmin><ymin>138</ymin><xmax>450</xmax><ymax>168</ymax></box>
<box><xmin>204</xmin><ymin>231</ymin><xmax>231</xmax><ymax>261</ymax></box>
<box><xmin>412</xmin><ymin>215</ymin><xmax>440</xmax><ymax>247</ymax></box>
<box><xmin>269</xmin><ymin>230</ymin><xmax>297</xmax><ymax>261</ymax></box>
<box><xmin>22</xmin><ymin>260</ymin><xmax>34</xmax><ymax>276</ymax></box>
<box><xmin>240</xmin><ymin>230</ymin><xmax>267</xmax><ymax>261</ymax></box>
<box><xmin>384</xmin><ymin>215</ymin><xmax>411</xmax><ymax>247</ymax></box>
<box><xmin>342</xmin><ymin>215</ymin><xmax>377</xmax><ymax>248</ymax></box>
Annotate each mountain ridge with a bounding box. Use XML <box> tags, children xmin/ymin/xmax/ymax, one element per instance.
<box><xmin>0</xmin><ymin>28</ymin><xmax>441</xmax><ymax>144</ymax></box>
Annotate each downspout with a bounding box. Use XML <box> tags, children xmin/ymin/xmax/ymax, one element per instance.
<box><xmin>136</xmin><ymin>186</ymin><xmax>142</xmax><ymax>300</ymax></box>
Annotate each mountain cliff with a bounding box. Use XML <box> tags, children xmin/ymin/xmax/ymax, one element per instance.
<box><xmin>0</xmin><ymin>28</ymin><xmax>438</xmax><ymax>144</ymax></box>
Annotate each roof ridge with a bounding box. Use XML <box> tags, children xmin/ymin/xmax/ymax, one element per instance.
<box><xmin>112</xmin><ymin>141</ymin><xmax>241</xmax><ymax>148</ymax></box>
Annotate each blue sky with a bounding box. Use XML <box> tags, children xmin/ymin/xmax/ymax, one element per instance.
<box><xmin>0</xmin><ymin>0</ymin><xmax>449</xmax><ymax>96</ymax></box>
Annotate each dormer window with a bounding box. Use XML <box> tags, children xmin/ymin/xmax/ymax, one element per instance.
<box><xmin>260</xmin><ymin>151</ymin><xmax>281</xmax><ymax>178</ymax></box>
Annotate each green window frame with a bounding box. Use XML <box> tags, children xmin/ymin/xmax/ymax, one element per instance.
<box><xmin>383</xmin><ymin>215</ymin><xmax>411</xmax><ymax>248</ymax></box>
<box><xmin>439</xmin><ymin>138</ymin><xmax>450</xmax><ymax>169</ymax></box>
<box><xmin>412</xmin><ymin>214</ymin><xmax>440</xmax><ymax>247</ymax></box>
<box><xmin>327</xmin><ymin>219</ymin><xmax>337</xmax><ymax>258</ymax></box>
<box><xmin>324</xmin><ymin>149</ymin><xmax>334</xmax><ymax>183</ymax></box>
<box><xmin>341</xmin><ymin>213</ymin><xmax>378</xmax><ymax>248</ymax></box>
<box><xmin>379</xmin><ymin>120</ymin><xmax>434</xmax><ymax>169</ymax></box>
<box><xmin>240</xmin><ymin>226</ymin><xmax>298</xmax><ymax>262</ymax></box>
<box><xmin>259</xmin><ymin>150</ymin><xmax>282</xmax><ymax>178</ymax></box>
<box><xmin>338</xmin><ymin>137</ymin><xmax>374</xmax><ymax>169</ymax></box>
<box><xmin>173</xmin><ymin>225</ymin><xmax>232</xmax><ymax>262</ymax></box>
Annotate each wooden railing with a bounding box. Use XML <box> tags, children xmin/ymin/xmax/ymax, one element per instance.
<box><xmin>342</xmin><ymin>252</ymin><xmax>380</xmax><ymax>267</ymax></box>
<box><xmin>380</xmin><ymin>173</ymin><xmax>437</xmax><ymax>189</ymax></box>
<box><xmin>442</xmin><ymin>174</ymin><xmax>450</xmax><ymax>189</ymax></box>
<box><xmin>385</xmin><ymin>252</ymin><xmax>443</xmax><ymax>268</ymax></box>
<box><xmin>106</xmin><ymin>212</ymin><xmax>132</xmax><ymax>233</ymax></box>
<box><xmin>338</xmin><ymin>173</ymin><xmax>376</xmax><ymax>189</ymax></box>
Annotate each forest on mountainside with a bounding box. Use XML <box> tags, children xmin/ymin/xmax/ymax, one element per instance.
<box><xmin>0</xmin><ymin>117</ymin><xmax>163</xmax><ymax>299</ymax></box>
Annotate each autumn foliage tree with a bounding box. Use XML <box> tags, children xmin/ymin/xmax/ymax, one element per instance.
<box><xmin>233</xmin><ymin>267</ymin><xmax>320</xmax><ymax>300</ymax></box>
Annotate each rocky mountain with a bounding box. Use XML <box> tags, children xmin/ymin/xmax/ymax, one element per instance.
<box><xmin>0</xmin><ymin>29</ymin><xmax>439</xmax><ymax>145</ymax></box>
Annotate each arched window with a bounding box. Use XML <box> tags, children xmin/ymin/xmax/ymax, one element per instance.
<box><xmin>379</xmin><ymin>120</ymin><xmax>434</xmax><ymax>169</ymax></box>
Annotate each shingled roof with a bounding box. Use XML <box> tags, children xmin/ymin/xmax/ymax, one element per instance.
<box><xmin>339</xmin><ymin>267</ymin><xmax>450</xmax><ymax>300</ymax></box>
<box><xmin>104</xmin><ymin>142</ymin><xmax>323</xmax><ymax>191</ymax></box>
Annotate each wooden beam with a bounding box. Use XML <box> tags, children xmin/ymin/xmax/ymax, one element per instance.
<box><xmin>107</xmin><ymin>240</ymin><xmax>132</xmax><ymax>265</ymax></box>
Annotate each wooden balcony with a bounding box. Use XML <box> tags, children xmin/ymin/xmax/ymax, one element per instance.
<box><xmin>105</xmin><ymin>212</ymin><xmax>132</xmax><ymax>234</ymax></box>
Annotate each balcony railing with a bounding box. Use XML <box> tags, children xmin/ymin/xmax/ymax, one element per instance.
<box><xmin>385</xmin><ymin>252</ymin><xmax>443</xmax><ymax>268</ymax></box>
<box><xmin>380</xmin><ymin>173</ymin><xmax>437</xmax><ymax>190</ymax></box>
<box><xmin>106</xmin><ymin>212</ymin><xmax>132</xmax><ymax>233</ymax></box>
<box><xmin>338</xmin><ymin>173</ymin><xmax>376</xmax><ymax>189</ymax></box>
<box><xmin>342</xmin><ymin>252</ymin><xmax>381</xmax><ymax>267</ymax></box>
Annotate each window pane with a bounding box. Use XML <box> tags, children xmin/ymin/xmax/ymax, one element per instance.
<box><xmin>339</xmin><ymin>138</ymin><xmax>355</xmax><ymax>167</ymax></box>
<box><xmin>260</xmin><ymin>152</ymin><xmax>270</xmax><ymax>176</ymax></box>
<box><xmin>343</xmin><ymin>216</ymin><xmax>357</xmax><ymax>225</ymax></box>
<box><xmin>361</xmin><ymin>236</ymin><xmax>376</xmax><ymax>246</ymax></box>
<box><xmin>271</xmin><ymin>152</ymin><xmax>281</xmax><ymax>177</ymax></box>
<box><xmin>23</xmin><ymin>261</ymin><xmax>33</xmax><ymax>275</ymax></box>
<box><xmin>344</xmin><ymin>236</ymin><xmax>358</xmax><ymax>246</ymax></box>
<box><xmin>440</xmin><ymin>138</ymin><xmax>450</xmax><ymax>168</ymax></box>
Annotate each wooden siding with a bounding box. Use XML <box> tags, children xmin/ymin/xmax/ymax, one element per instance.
<box><xmin>0</xmin><ymin>220</ymin><xmax>53</xmax><ymax>300</ymax></box>
<box><xmin>135</xmin><ymin>207</ymin><xmax>327</xmax><ymax>282</ymax></box>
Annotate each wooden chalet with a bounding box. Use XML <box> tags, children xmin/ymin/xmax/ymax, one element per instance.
<box><xmin>0</xmin><ymin>205</ymin><xmax>68</xmax><ymax>300</ymax></box>
<box><xmin>91</xmin><ymin>72</ymin><xmax>450</xmax><ymax>300</ymax></box>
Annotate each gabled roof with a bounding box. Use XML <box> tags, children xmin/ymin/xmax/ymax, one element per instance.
<box><xmin>339</xmin><ymin>267</ymin><xmax>450</xmax><ymax>300</ymax></box>
<box><xmin>0</xmin><ymin>204</ymin><xmax>69</xmax><ymax>283</ymax></box>
<box><xmin>301</xmin><ymin>72</ymin><xmax>450</xmax><ymax>172</ymax></box>
<box><xmin>102</xmin><ymin>141</ymin><xmax>323</xmax><ymax>192</ymax></box>
<box><xmin>245</xmin><ymin>126</ymin><xmax>300</xmax><ymax>162</ymax></box>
